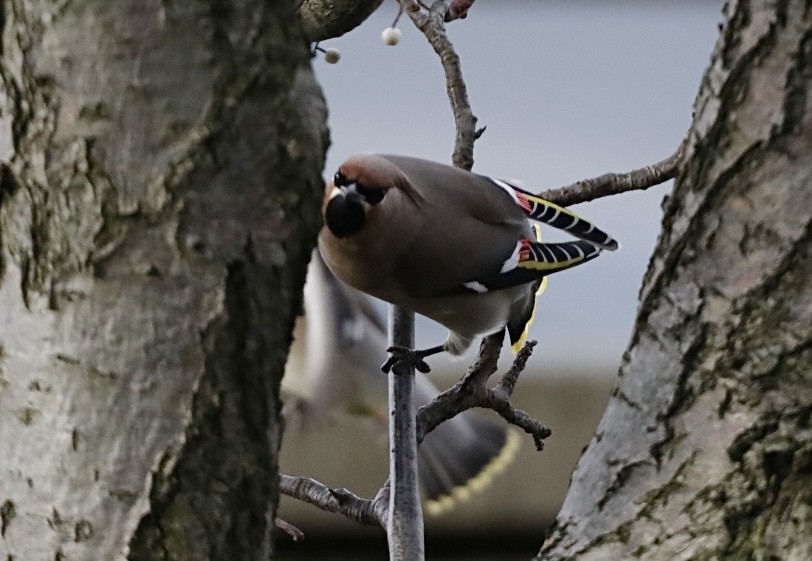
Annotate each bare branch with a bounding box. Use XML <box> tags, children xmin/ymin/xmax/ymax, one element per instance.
<box><xmin>279</xmin><ymin>474</ymin><xmax>387</xmax><ymax>528</ymax></box>
<box><xmin>462</xmin><ymin>331</ymin><xmax>504</xmax><ymax>386</ymax></box>
<box><xmin>399</xmin><ymin>0</ymin><xmax>478</xmax><ymax>170</ymax></box>
<box><xmin>415</xmin><ymin>334</ymin><xmax>551</xmax><ymax>452</ymax></box>
<box><xmin>482</xmin><ymin>343</ymin><xmax>551</xmax><ymax>451</ymax></box>
<box><xmin>539</xmin><ymin>138</ymin><xmax>687</xmax><ymax>207</ymax></box>
<box><xmin>414</xmin><ymin>333</ymin><xmax>499</xmax><ymax>443</ymax></box>
<box><xmin>387</xmin><ymin>307</ymin><xmax>425</xmax><ymax>560</ymax></box>
<box><xmin>493</xmin><ymin>340</ymin><xmax>536</xmax><ymax>399</ymax></box>
<box><xmin>488</xmin><ymin>401</ymin><xmax>551</xmax><ymax>452</ymax></box>
<box><xmin>273</xmin><ymin>517</ymin><xmax>305</xmax><ymax>543</ymax></box>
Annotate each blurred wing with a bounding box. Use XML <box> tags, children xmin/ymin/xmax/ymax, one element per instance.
<box><xmin>281</xmin><ymin>251</ymin><xmax>389</xmax><ymax>428</ymax></box>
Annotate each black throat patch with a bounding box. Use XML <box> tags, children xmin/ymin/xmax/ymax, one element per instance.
<box><xmin>325</xmin><ymin>195</ymin><xmax>365</xmax><ymax>238</ymax></box>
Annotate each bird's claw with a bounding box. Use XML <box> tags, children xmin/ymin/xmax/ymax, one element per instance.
<box><xmin>381</xmin><ymin>345</ymin><xmax>432</xmax><ymax>374</ymax></box>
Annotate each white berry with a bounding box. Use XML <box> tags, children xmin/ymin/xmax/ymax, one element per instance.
<box><xmin>324</xmin><ymin>48</ymin><xmax>341</xmax><ymax>64</ymax></box>
<box><xmin>381</xmin><ymin>27</ymin><xmax>402</xmax><ymax>46</ymax></box>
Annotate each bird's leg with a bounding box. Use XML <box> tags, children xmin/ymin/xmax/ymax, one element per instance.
<box><xmin>381</xmin><ymin>345</ymin><xmax>445</xmax><ymax>374</ymax></box>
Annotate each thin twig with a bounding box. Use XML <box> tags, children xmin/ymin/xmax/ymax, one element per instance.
<box><xmin>273</xmin><ymin>517</ymin><xmax>305</xmax><ymax>542</ymax></box>
<box><xmin>414</xmin><ymin>333</ymin><xmax>501</xmax><ymax>443</ymax></box>
<box><xmin>539</xmin><ymin>139</ymin><xmax>687</xmax><ymax>206</ymax></box>
<box><xmin>494</xmin><ymin>340</ymin><xmax>536</xmax><ymax>399</ymax></box>
<box><xmin>400</xmin><ymin>0</ymin><xmax>478</xmax><ymax>170</ymax></box>
<box><xmin>414</xmin><ymin>335</ymin><xmax>551</xmax><ymax>451</ymax></box>
<box><xmin>391</xmin><ymin>5</ymin><xmax>404</xmax><ymax>28</ymax></box>
<box><xmin>486</xmin><ymin>345</ymin><xmax>552</xmax><ymax>451</ymax></box>
<box><xmin>279</xmin><ymin>475</ymin><xmax>387</xmax><ymax>527</ymax></box>
<box><xmin>486</xmin><ymin>397</ymin><xmax>551</xmax><ymax>451</ymax></box>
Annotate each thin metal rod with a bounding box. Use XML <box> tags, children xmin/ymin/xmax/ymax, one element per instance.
<box><xmin>387</xmin><ymin>305</ymin><xmax>424</xmax><ymax>560</ymax></box>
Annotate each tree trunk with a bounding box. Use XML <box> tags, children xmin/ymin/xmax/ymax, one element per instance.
<box><xmin>0</xmin><ymin>1</ymin><xmax>327</xmax><ymax>560</ymax></box>
<box><xmin>539</xmin><ymin>1</ymin><xmax>812</xmax><ymax>559</ymax></box>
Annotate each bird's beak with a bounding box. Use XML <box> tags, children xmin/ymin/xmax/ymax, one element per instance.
<box><xmin>330</xmin><ymin>183</ymin><xmax>364</xmax><ymax>203</ymax></box>
<box><xmin>339</xmin><ymin>184</ymin><xmax>363</xmax><ymax>204</ymax></box>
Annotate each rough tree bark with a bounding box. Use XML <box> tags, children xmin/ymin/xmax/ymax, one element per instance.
<box><xmin>540</xmin><ymin>1</ymin><xmax>811</xmax><ymax>559</ymax></box>
<box><xmin>0</xmin><ymin>1</ymin><xmax>327</xmax><ymax>560</ymax></box>
<box><xmin>299</xmin><ymin>0</ymin><xmax>383</xmax><ymax>42</ymax></box>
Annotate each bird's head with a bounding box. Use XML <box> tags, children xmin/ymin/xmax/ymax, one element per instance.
<box><xmin>323</xmin><ymin>155</ymin><xmax>416</xmax><ymax>239</ymax></box>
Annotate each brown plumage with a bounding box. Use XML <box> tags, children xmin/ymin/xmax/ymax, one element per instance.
<box><xmin>318</xmin><ymin>154</ymin><xmax>618</xmax><ymax>371</ymax></box>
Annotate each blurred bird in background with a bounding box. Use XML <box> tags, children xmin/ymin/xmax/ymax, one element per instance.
<box><xmin>282</xmin><ymin>251</ymin><xmax>520</xmax><ymax>515</ymax></box>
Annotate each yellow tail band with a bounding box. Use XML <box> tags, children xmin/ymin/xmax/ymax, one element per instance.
<box><xmin>424</xmin><ymin>429</ymin><xmax>522</xmax><ymax>517</ymax></box>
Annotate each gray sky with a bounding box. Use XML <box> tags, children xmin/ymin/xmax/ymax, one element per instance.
<box><xmin>314</xmin><ymin>1</ymin><xmax>724</xmax><ymax>373</ymax></box>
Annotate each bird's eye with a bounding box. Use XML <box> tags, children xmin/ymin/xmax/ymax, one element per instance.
<box><xmin>356</xmin><ymin>183</ymin><xmax>385</xmax><ymax>205</ymax></box>
<box><xmin>334</xmin><ymin>170</ymin><xmax>351</xmax><ymax>186</ymax></box>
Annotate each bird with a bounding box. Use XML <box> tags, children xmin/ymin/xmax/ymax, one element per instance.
<box><xmin>282</xmin><ymin>251</ymin><xmax>520</xmax><ymax>515</ymax></box>
<box><xmin>317</xmin><ymin>154</ymin><xmax>619</xmax><ymax>373</ymax></box>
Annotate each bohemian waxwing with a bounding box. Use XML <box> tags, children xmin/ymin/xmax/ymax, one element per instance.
<box><xmin>282</xmin><ymin>251</ymin><xmax>520</xmax><ymax>514</ymax></box>
<box><xmin>317</xmin><ymin>154</ymin><xmax>618</xmax><ymax>372</ymax></box>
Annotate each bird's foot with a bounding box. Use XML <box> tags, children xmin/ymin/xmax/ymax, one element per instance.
<box><xmin>381</xmin><ymin>346</ymin><xmax>433</xmax><ymax>374</ymax></box>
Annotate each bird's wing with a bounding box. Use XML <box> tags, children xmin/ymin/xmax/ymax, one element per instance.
<box><xmin>282</xmin><ymin>252</ymin><xmax>388</xmax><ymax>426</ymax></box>
<box><xmin>488</xmin><ymin>177</ymin><xmax>619</xmax><ymax>251</ymax></box>
<box><xmin>448</xmin><ymin>238</ymin><xmax>603</xmax><ymax>295</ymax></box>
<box><xmin>375</xmin><ymin>156</ymin><xmax>616</xmax><ymax>299</ymax></box>
<box><xmin>350</xmin><ymin>284</ymin><xmax>388</xmax><ymax>335</ymax></box>
<box><xmin>380</xmin><ymin>156</ymin><xmax>532</xmax><ymax>297</ymax></box>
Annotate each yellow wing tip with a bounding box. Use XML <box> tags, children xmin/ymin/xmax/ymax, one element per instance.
<box><xmin>511</xmin><ymin>276</ymin><xmax>547</xmax><ymax>353</ymax></box>
<box><xmin>424</xmin><ymin>429</ymin><xmax>522</xmax><ymax>517</ymax></box>
<box><xmin>512</xmin><ymin>223</ymin><xmax>547</xmax><ymax>353</ymax></box>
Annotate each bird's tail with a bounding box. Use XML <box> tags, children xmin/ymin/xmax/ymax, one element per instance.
<box><xmin>414</xmin><ymin>372</ymin><xmax>520</xmax><ymax>515</ymax></box>
<box><xmin>510</xmin><ymin>186</ymin><xmax>619</xmax><ymax>251</ymax></box>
